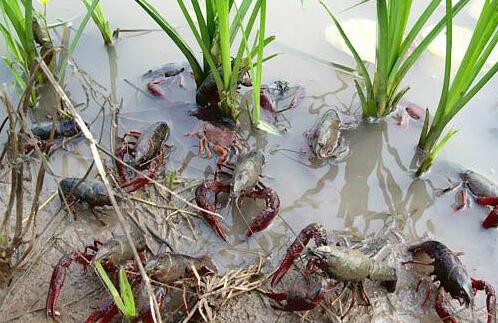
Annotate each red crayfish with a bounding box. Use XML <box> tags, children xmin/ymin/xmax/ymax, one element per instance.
<box><xmin>46</xmin><ymin>234</ymin><xmax>216</xmax><ymax>322</ymax></box>
<box><xmin>195</xmin><ymin>150</ymin><xmax>280</xmax><ymax>241</ymax></box>
<box><xmin>115</xmin><ymin>121</ymin><xmax>171</xmax><ymax>193</ymax></box>
<box><xmin>448</xmin><ymin>170</ymin><xmax>498</xmax><ymax>228</ymax></box>
<box><xmin>185</xmin><ymin>121</ymin><xmax>246</xmax><ymax>165</ymax></box>
<box><xmin>268</xmin><ymin>223</ymin><xmax>397</xmax><ymax>316</ymax></box>
<box><xmin>404</xmin><ymin>240</ymin><xmax>496</xmax><ymax>323</ymax></box>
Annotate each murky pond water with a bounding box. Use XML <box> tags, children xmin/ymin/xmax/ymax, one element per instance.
<box><xmin>1</xmin><ymin>0</ymin><xmax>498</xmax><ymax>321</ymax></box>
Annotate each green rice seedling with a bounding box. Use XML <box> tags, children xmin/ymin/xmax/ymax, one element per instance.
<box><xmin>95</xmin><ymin>261</ymin><xmax>136</xmax><ymax>320</ymax></box>
<box><xmin>82</xmin><ymin>0</ymin><xmax>113</xmax><ymax>45</ymax></box>
<box><xmin>0</xmin><ymin>0</ymin><xmax>43</xmax><ymax>94</ymax></box>
<box><xmin>416</xmin><ymin>0</ymin><xmax>498</xmax><ymax>176</ymax></box>
<box><xmin>133</xmin><ymin>0</ymin><xmax>272</xmax><ymax>123</ymax></box>
<box><xmin>0</xmin><ymin>0</ymin><xmax>102</xmax><ymax>96</ymax></box>
<box><xmin>58</xmin><ymin>0</ymin><xmax>102</xmax><ymax>83</ymax></box>
<box><xmin>319</xmin><ymin>0</ymin><xmax>470</xmax><ymax>118</ymax></box>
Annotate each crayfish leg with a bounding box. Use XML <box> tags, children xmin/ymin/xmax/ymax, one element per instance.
<box><xmin>471</xmin><ymin>278</ymin><xmax>496</xmax><ymax>323</ymax></box>
<box><xmin>341</xmin><ymin>285</ymin><xmax>356</xmax><ymax>319</ymax></box>
<box><xmin>434</xmin><ymin>287</ymin><xmax>457</xmax><ymax>323</ymax></box>
<box><xmin>453</xmin><ymin>190</ymin><xmax>468</xmax><ymax>211</ymax></box>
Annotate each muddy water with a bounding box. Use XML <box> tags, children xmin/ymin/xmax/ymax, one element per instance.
<box><xmin>2</xmin><ymin>0</ymin><xmax>498</xmax><ymax>320</ymax></box>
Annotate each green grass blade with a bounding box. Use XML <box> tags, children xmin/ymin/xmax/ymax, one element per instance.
<box><xmin>230</xmin><ymin>0</ymin><xmax>254</xmax><ymax>43</ymax></box>
<box><xmin>230</xmin><ymin>0</ymin><xmax>262</xmax><ymax>90</ymax></box>
<box><xmin>134</xmin><ymin>0</ymin><xmax>204</xmax><ymax>84</ymax></box>
<box><xmin>23</xmin><ymin>0</ymin><xmax>35</xmax><ymax>67</ymax></box>
<box><xmin>433</xmin><ymin>0</ymin><xmax>453</xmax><ymax>126</ymax></box>
<box><xmin>95</xmin><ymin>262</ymin><xmax>126</xmax><ymax>314</ymax></box>
<box><xmin>374</xmin><ymin>0</ymin><xmax>389</xmax><ymax>116</ymax></box>
<box><xmin>391</xmin><ymin>0</ymin><xmax>469</xmax><ymax>93</ymax></box>
<box><xmin>447</xmin><ymin>59</ymin><xmax>498</xmax><ymax>122</ymax></box>
<box><xmin>190</xmin><ymin>0</ymin><xmax>211</xmax><ymax>50</ymax></box>
<box><xmin>216</xmin><ymin>0</ymin><xmax>232</xmax><ymax>88</ymax></box>
<box><xmin>82</xmin><ymin>0</ymin><xmax>113</xmax><ymax>44</ymax></box>
<box><xmin>252</xmin><ymin>0</ymin><xmax>266</xmax><ymax>124</ymax></box>
<box><xmin>119</xmin><ymin>268</ymin><xmax>135</xmax><ymax>318</ymax></box>
<box><xmin>319</xmin><ymin>0</ymin><xmax>375</xmax><ymax>116</ymax></box>
<box><xmin>177</xmin><ymin>0</ymin><xmax>223</xmax><ymax>90</ymax></box>
<box><xmin>58</xmin><ymin>0</ymin><xmax>100</xmax><ymax>81</ymax></box>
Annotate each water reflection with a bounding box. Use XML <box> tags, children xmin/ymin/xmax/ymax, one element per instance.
<box><xmin>338</xmin><ymin>121</ymin><xmax>434</xmax><ymax>235</ymax></box>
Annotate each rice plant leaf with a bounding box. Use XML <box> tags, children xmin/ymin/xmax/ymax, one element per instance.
<box><xmin>230</xmin><ymin>0</ymin><xmax>263</xmax><ymax>91</ymax></box>
<box><xmin>342</xmin><ymin>0</ymin><xmax>371</xmax><ymax>12</ymax></box>
<box><xmin>95</xmin><ymin>261</ymin><xmax>126</xmax><ymax>314</ymax></box>
<box><xmin>134</xmin><ymin>0</ymin><xmax>204</xmax><ymax>84</ymax></box>
<box><xmin>374</xmin><ymin>0</ymin><xmax>389</xmax><ymax>116</ymax></box>
<box><xmin>256</xmin><ymin>120</ymin><xmax>283</xmax><ymax>136</ymax></box>
<box><xmin>354</xmin><ymin>79</ymin><xmax>369</xmax><ymax>116</ymax></box>
<box><xmin>230</xmin><ymin>0</ymin><xmax>254</xmax><ymax>43</ymax></box>
<box><xmin>82</xmin><ymin>0</ymin><xmax>113</xmax><ymax>44</ymax></box>
<box><xmin>1</xmin><ymin>1</ymin><xmax>26</xmax><ymax>49</ymax></box>
<box><xmin>190</xmin><ymin>0</ymin><xmax>211</xmax><ymax>50</ymax></box>
<box><xmin>215</xmin><ymin>0</ymin><xmax>232</xmax><ymax>87</ymax></box>
<box><xmin>58</xmin><ymin>0</ymin><xmax>100</xmax><ymax>81</ymax></box>
<box><xmin>433</xmin><ymin>0</ymin><xmax>453</xmax><ymax>126</ymax></box>
<box><xmin>319</xmin><ymin>0</ymin><xmax>374</xmax><ymax>115</ymax></box>
<box><xmin>392</xmin><ymin>0</ymin><xmax>469</xmax><ymax>92</ymax></box>
<box><xmin>387</xmin><ymin>86</ymin><xmax>409</xmax><ymax>115</ymax></box>
<box><xmin>177</xmin><ymin>0</ymin><xmax>223</xmax><ymax>90</ymax></box>
<box><xmin>448</xmin><ymin>59</ymin><xmax>498</xmax><ymax>122</ymax></box>
<box><xmin>119</xmin><ymin>268</ymin><xmax>135</xmax><ymax>318</ymax></box>
<box><xmin>23</xmin><ymin>0</ymin><xmax>35</xmax><ymax>66</ymax></box>
<box><xmin>252</xmin><ymin>0</ymin><xmax>266</xmax><ymax>124</ymax></box>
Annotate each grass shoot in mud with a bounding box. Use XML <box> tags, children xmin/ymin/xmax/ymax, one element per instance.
<box><xmin>96</xmin><ymin>262</ymin><xmax>136</xmax><ymax>320</ymax></box>
<box><xmin>416</xmin><ymin>0</ymin><xmax>498</xmax><ymax>176</ymax></box>
<box><xmin>319</xmin><ymin>0</ymin><xmax>470</xmax><ymax>119</ymax></box>
<box><xmin>133</xmin><ymin>0</ymin><xmax>272</xmax><ymax>124</ymax></box>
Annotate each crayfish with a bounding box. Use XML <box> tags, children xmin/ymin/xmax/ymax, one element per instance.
<box><xmin>115</xmin><ymin>121</ymin><xmax>171</xmax><ymax>193</ymax></box>
<box><xmin>144</xmin><ymin>62</ymin><xmax>188</xmax><ymax>97</ymax></box>
<box><xmin>195</xmin><ymin>150</ymin><xmax>280</xmax><ymax>241</ymax></box>
<box><xmin>46</xmin><ymin>234</ymin><xmax>216</xmax><ymax>321</ymax></box>
<box><xmin>447</xmin><ymin>170</ymin><xmax>498</xmax><ymax>228</ymax></box>
<box><xmin>58</xmin><ymin>177</ymin><xmax>111</xmax><ymax>223</ymax></box>
<box><xmin>404</xmin><ymin>240</ymin><xmax>496</xmax><ymax>323</ymax></box>
<box><xmin>306</xmin><ymin>109</ymin><xmax>349</xmax><ymax>160</ymax></box>
<box><xmin>25</xmin><ymin>119</ymin><xmax>83</xmax><ymax>153</ymax></box>
<box><xmin>185</xmin><ymin>121</ymin><xmax>247</xmax><ymax>165</ymax></box>
<box><xmin>268</xmin><ymin>223</ymin><xmax>397</xmax><ymax>316</ymax></box>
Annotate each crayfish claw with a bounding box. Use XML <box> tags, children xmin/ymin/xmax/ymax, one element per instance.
<box><xmin>271</xmin><ymin>223</ymin><xmax>328</xmax><ymax>287</ymax></box>
<box><xmin>246</xmin><ymin>188</ymin><xmax>280</xmax><ymax>238</ymax></box>
<box><xmin>482</xmin><ymin>206</ymin><xmax>498</xmax><ymax>229</ymax></box>
<box><xmin>476</xmin><ymin>196</ymin><xmax>498</xmax><ymax>206</ymax></box>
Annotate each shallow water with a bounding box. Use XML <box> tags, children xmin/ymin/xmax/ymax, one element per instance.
<box><xmin>2</xmin><ymin>0</ymin><xmax>498</xmax><ymax>321</ymax></box>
